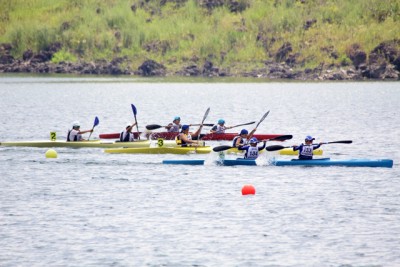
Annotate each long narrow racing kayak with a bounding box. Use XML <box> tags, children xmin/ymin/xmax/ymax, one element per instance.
<box><xmin>217</xmin><ymin>159</ymin><xmax>257</xmax><ymax>166</ymax></box>
<box><xmin>271</xmin><ymin>158</ymin><xmax>393</xmax><ymax>168</ymax></box>
<box><xmin>163</xmin><ymin>159</ymin><xmax>205</xmax><ymax>165</ymax></box>
<box><xmin>104</xmin><ymin>146</ymin><xmax>212</xmax><ymax>154</ymax></box>
<box><xmin>0</xmin><ymin>140</ymin><xmax>179</xmax><ymax>148</ymax></box>
<box><xmin>99</xmin><ymin>132</ymin><xmax>291</xmax><ymax>141</ymax></box>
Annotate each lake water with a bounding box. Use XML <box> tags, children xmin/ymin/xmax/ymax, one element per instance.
<box><xmin>0</xmin><ymin>75</ymin><xmax>399</xmax><ymax>267</ymax></box>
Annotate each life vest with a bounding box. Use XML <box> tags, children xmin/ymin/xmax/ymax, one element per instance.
<box><xmin>67</xmin><ymin>129</ymin><xmax>79</xmax><ymax>141</ymax></box>
<box><xmin>232</xmin><ymin>136</ymin><xmax>247</xmax><ymax>147</ymax></box>
<box><xmin>120</xmin><ymin>131</ymin><xmax>131</xmax><ymax>142</ymax></box>
<box><xmin>175</xmin><ymin>133</ymin><xmax>191</xmax><ymax>146</ymax></box>
<box><xmin>168</xmin><ymin>123</ymin><xmax>180</xmax><ymax>132</ymax></box>
<box><xmin>299</xmin><ymin>144</ymin><xmax>314</xmax><ymax>159</ymax></box>
<box><xmin>212</xmin><ymin>124</ymin><xmax>226</xmax><ymax>133</ymax></box>
<box><xmin>244</xmin><ymin>146</ymin><xmax>259</xmax><ymax>159</ymax></box>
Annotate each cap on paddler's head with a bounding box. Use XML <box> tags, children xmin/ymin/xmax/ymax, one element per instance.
<box><xmin>240</xmin><ymin>129</ymin><xmax>248</xmax><ymax>135</ymax></box>
<box><xmin>174</xmin><ymin>116</ymin><xmax>181</xmax><ymax>121</ymax></box>
<box><xmin>305</xmin><ymin>135</ymin><xmax>315</xmax><ymax>141</ymax></box>
<box><xmin>126</xmin><ymin>123</ymin><xmax>132</xmax><ymax>129</ymax></box>
<box><xmin>249</xmin><ymin>137</ymin><xmax>258</xmax><ymax>144</ymax></box>
<box><xmin>72</xmin><ymin>121</ymin><xmax>80</xmax><ymax>128</ymax></box>
<box><xmin>182</xmin><ymin>125</ymin><xmax>189</xmax><ymax>131</ymax></box>
<box><xmin>218</xmin><ymin>119</ymin><xmax>225</xmax><ymax>124</ymax></box>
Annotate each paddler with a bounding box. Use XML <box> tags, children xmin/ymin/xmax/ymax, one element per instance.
<box><xmin>232</xmin><ymin>127</ymin><xmax>257</xmax><ymax>148</ymax></box>
<box><xmin>176</xmin><ymin>124</ymin><xmax>203</xmax><ymax>147</ymax></box>
<box><xmin>165</xmin><ymin>116</ymin><xmax>181</xmax><ymax>132</ymax></box>
<box><xmin>67</xmin><ymin>121</ymin><xmax>93</xmax><ymax>141</ymax></box>
<box><xmin>238</xmin><ymin>137</ymin><xmax>267</xmax><ymax>159</ymax></box>
<box><xmin>120</xmin><ymin>122</ymin><xmax>138</xmax><ymax>142</ymax></box>
<box><xmin>209</xmin><ymin>119</ymin><xmax>233</xmax><ymax>134</ymax></box>
<box><xmin>292</xmin><ymin>135</ymin><xmax>323</xmax><ymax>160</ymax></box>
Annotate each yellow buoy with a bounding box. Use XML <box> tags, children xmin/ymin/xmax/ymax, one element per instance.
<box><xmin>45</xmin><ymin>149</ymin><xmax>58</xmax><ymax>158</ymax></box>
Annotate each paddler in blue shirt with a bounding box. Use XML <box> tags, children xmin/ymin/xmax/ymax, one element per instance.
<box><xmin>209</xmin><ymin>119</ymin><xmax>234</xmax><ymax>133</ymax></box>
<box><xmin>293</xmin><ymin>135</ymin><xmax>323</xmax><ymax>160</ymax></box>
<box><xmin>176</xmin><ymin>124</ymin><xmax>203</xmax><ymax>147</ymax></box>
<box><xmin>67</xmin><ymin>121</ymin><xmax>93</xmax><ymax>141</ymax></box>
<box><xmin>120</xmin><ymin>122</ymin><xmax>137</xmax><ymax>142</ymax></box>
<box><xmin>232</xmin><ymin>127</ymin><xmax>257</xmax><ymax>148</ymax></box>
<box><xmin>166</xmin><ymin>116</ymin><xmax>181</xmax><ymax>132</ymax></box>
<box><xmin>238</xmin><ymin>137</ymin><xmax>267</xmax><ymax>159</ymax></box>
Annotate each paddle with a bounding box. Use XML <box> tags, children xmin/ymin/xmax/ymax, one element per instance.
<box><xmin>265</xmin><ymin>140</ymin><xmax>353</xmax><ymax>151</ymax></box>
<box><xmin>201</xmin><ymin>107</ymin><xmax>210</xmax><ymax>125</ymax></box>
<box><xmin>193</xmin><ymin>107</ymin><xmax>211</xmax><ymax>143</ymax></box>
<box><xmin>131</xmin><ymin>104</ymin><xmax>140</xmax><ymax>140</ymax></box>
<box><xmin>146</xmin><ymin>123</ymin><xmax>214</xmax><ymax>130</ymax></box>
<box><xmin>255</xmin><ymin>110</ymin><xmax>270</xmax><ymax>128</ymax></box>
<box><xmin>212</xmin><ymin>134</ymin><xmax>293</xmax><ymax>152</ymax></box>
<box><xmin>87</xmin><ymin>116</ymin><xmax>99</xmax><ymax>141</ymax></box>
<box><xmin>227</xmin><ymin>121</ymin><xmax>256</xmax><ymax>129</ymax></box>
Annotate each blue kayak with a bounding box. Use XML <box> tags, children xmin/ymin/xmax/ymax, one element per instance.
<box><xmin>271</xmin><ymin>158</ymin><xmax>393</xmax><ymax>168</ymax></box>
<box><xmin>162</xmin><ymin>159</ymin><xmax>205</xmax><ymax>165</ymax></box>
<box><xmin>217</xmin><ymin>159</ymin><xmax>257</xmax><ymax>166</ymax></box>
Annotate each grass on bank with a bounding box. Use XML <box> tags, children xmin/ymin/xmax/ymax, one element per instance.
<box><xmin>0</xmin><ymin>0</ymin><xmax>399</xmax><ymax>71</ymax></box>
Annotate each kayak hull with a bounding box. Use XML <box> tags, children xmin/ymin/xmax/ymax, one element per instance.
<box><xmin>218</xmin><ymin>159</ymin><xmax>257</xmax><ymax>166</ymax></box>
<box><xmin>163</xmin><ymin>160</ymin><xmax>205</xmax><ymax>165</ymax></box>
<box><xmin>105</xmin><ymin>146</ymin><xmax>212</xmax><ymax>154</ymax></box>
<box><xmin>100</xmin><ymin>132</ymin><xmax>291</xmax><ymax>141</ymax></box>
<box><xmin>0</xmin><ymin>140</ymin><xmax>180</xmax><ymax>148</ymax></box>
<box><xmin>271</xmin><ymin>158</ymin><xmax>393</xmax><ymax>168</ymax></box>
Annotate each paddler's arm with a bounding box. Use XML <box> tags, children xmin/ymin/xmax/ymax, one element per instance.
<box><xmin>78</xmin><ymin>129</ymin><xmax>93</xmax><ymax>134</ymax></box>
<box><xmin>190</xmin><ymin>124</ymin><xmax>204</xmax><ymax>138</ymax></box>
<box><xmin>247</xmin><ymin>127</ymin><xmax>257</xmax><ymax>140</ymax></box>
<box><xmin>258</xmin><ymin>140</ymin><xmax>267</xmax><ymax>151</ymax></box>
<box><xmin>126</xmin><ymin>122</ymin><xmax>137</xmax><ymax>132</ymax></box>
<box><xmin>313</xmin><ymin>143</ymin><xmax>322</xmax><ymax>149</ymax></box>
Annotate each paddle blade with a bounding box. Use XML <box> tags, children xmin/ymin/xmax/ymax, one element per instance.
<box><xmin>256</xmin><ymin>110</ymin><xmax>270</xmax><ymax>128</ymax></box>
<box><xmin>146</xmin><ymin>124</ymin><xmax>163</xmax><ymax>130</ymax></box>
<box><xmin>93</xmin><ymin>116</ymin><xmax>100</xmax><ymax>127</ymax></box>
<box><xmin>131</xmin><ymin>104</ymin><xmax>137</xmax><ymax>116</ymax></box>
<box><xmin>213</xmin><ymin>145</ymin><xmax>234</xmax><ymax>152</ymax></box>
<box><xmin>326</xmin><ymin>140</ymin><xmax>352</xmax><ymax>144</ymax></box>
<box><xmin>269</xmin><ymin>135</ymin><xmax>293</xmax><ymax>141</ymax></box>
<box><xmin>202</xmin><ymin>107</ymin><xmax>210</xmax><ymax>124</ymax></box>
<box><xmin>265</xmin><ymin>145</ymin><xmax>288</xmax><ymax>151</ymax></box>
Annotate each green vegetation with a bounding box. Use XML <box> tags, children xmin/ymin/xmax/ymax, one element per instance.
<box><xmin>0</xmin><ymin>0</ymin><xmax>399</xmax><ymax>72</ymax></box>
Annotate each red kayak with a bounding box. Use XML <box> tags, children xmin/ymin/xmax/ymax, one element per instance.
<box><xmin>99</xmin><ymin>132</ymin><xmax>292</xmax><ymax>141</ymax></box>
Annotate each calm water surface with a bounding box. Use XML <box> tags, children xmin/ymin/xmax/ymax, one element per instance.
<box><xmin>0</xmin><ymin>76</ymin><xmax>399</xmax><ymax>267</ymax></box>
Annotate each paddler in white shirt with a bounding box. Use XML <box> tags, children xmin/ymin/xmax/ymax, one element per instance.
<box><xmin>165</xmin><ymin>116</ymin><xmax>181</xmax><ymax>132</ymax></box>
<box><xmin>67</xmin><ymin>121</ymin><xmax>93</xmax><ymax>141</ymax></box>
<box><xmin>176</xmin><ymin>124</ymin><xmax>203</xmax><ymax>147</ymax></box>
<box><xmin>120</xmin><ymin>122</ymin><xmax>138</xmax><ymax>142</ymax></box>
<box><xmin>209</xmin><ymin>119</ymin><xmax>233</xmax><ymax>134</ymax></box>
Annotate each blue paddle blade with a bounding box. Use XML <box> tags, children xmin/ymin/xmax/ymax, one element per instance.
<box><xmin>131</xmin><ymin>104</ymin><xmax>137</xmax><ymax>115</ymax></box>
<box><xmin>94</xmin><ymin>116</ymin><xmax>100</xmax><ymax>127</ymax></box>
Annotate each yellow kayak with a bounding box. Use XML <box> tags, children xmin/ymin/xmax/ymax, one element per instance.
<box><xmin>104</xmin><ymin>146</ymin><xmax>212</xmax><ymax>154</ymax></box>
<box><xmin>279</xmin><ymin>148</ymin><xmax>323</xmax><ymax>155</ymax></box>
<box><xmin>0</xmin><ymin>139</ymin><xmax>180</xmax><ymax>148</ymax></box>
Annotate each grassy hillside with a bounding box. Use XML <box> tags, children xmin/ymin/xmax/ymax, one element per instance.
<box><xmin>0</xmin><ymin>0</ymin><xmax>399</xmax><ymax>73</ymax></box>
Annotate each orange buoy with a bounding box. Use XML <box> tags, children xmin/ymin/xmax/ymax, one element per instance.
<box><xmin>242</xmin><ymin>184</ymin><xmax>255</xmax><ymax>195</ymax></box>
